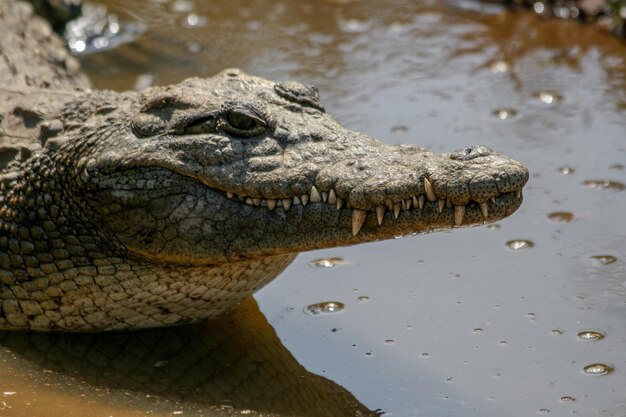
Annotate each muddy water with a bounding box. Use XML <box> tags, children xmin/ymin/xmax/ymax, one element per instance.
<box><xmin>3</xmin><ymin>0</ymin><xmax>626</xmax><ymax>416</ymax></box>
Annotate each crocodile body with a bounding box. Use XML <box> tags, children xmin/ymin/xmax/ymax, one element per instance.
<box><xmin>0</xmin><ymin>1</ymin><xmax>528</xmax><ymax>331</ymax></box>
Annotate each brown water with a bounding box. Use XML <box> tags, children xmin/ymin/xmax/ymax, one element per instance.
<box><xmin>3</xmin><ymin>0</ymin><xmax>626</xmax><ymax>416</ymax></box>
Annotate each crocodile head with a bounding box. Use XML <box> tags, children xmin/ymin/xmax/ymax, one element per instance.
<box><xmin>73</xmin><ymin>69</ymin><xmax>528</xmax><ymax>265</ymax></box>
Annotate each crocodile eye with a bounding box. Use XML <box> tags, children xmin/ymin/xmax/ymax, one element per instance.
<box><xmin>220</xmin><ymin>104</ymin><xmax>270</xmax><ymax>137</ymax></box>
<box><xmin>226</xmin><ymin>111</ymin><xmax>257</xmax><ymax>131</ymax></box>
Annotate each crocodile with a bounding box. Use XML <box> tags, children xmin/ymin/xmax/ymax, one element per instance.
<box><xmin>0</xmin><ymin>0</ymin><xmax>528</xmax><ymax>332</ymax></box>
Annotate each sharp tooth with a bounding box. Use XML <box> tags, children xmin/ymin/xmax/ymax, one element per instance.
<box><xmin>401</xmin><ymin>200</ymin><xmax>407</xmax><ymax>210</ymax></box>
<box><xmin>517</xmin><ymin>190</ymin><xmax>522</xmax><ymax>198</ymax></box>
<box><xmin>385</xmin><ymin>200</ymin><xmax>393</xmax><ymax>211</ymax></box>
<box><xmin>321</xmin><ymin>191</ymin><xmax>328</xmax><ymax>202</ymax></box>
<box><xmin>405</xmin><ymin>199</ymin><xmax>412</xmax><ymax>210</ymax></box>
<box><xmin>418</xmin><ymin>195</ymin><xmax>425</xmax><ymax>209</ymax></box>
<box><xmin>438</xmin><ymin>199</ymin><xmax>445</xmax><ymax>213</ymax></box>
<box><xmin>424</xmin><ymin>178</ymin><xmax>436</xmax><ymax>201</ymax></box>
<box><xmin>252</xmin><ymin>198</ymin><xmax>261</xmax><ymax>206</ymax></box>
<box><xmin>394</xmin><ymin>203</ymin><xmax>401</xmax><ymax>219</ymax></box>
<box><xmin>301</xmin><ymin>194</ymin><xmax>309</xmax><ymax>206</ymax></box>
<box><xmin>352</xmin><ymin>209</ymin><xmax>367</xmax><ymax>236</ymax></box>
<box><xmin>310</xmin><ymin>186</ymin><xmax>322</xmax><ymax>203</ymax></box>
<box><xmin>454</xmin><ymin>205</ymin><xmax>465</xmax><ymax>226</ymax></box>
<box><xmin>245</xmin><ymin>198</ymin><xmax>253</xmax><ymax>205</ymax></box>
<box><xmin>480</xmin><ymin>202</ymin><xmax>489</xmax><ymax>218</ymax></box>
<box><xmin>267</xmin><ymin>199</ymin><xmax>277</xmax><ymax>210</ymax></box>
<box><xmin>293</xmin><ymin>196</ymin><xmax>301</xmax><ymax>205</ymax></box>
<box><xmin>328</xmin><ymin>189</ymin><xmax>337</xmax><ymax>204</ymax></box>
<box><xmin>260</xmin><ymin>199</ymin><xmax>267</xmax><ymax>207</ymax></box>
<box><xmin>282</xmin><ymin>198</ymin><xmax>292</xmax><ymax>211</ymax></box>
<box><xmin>412</xmin><ymin>196</ymin><xmax>419</xmax><ymax>209</ymax></box>
<box><xmin>226</xmin><ymin>192</ymin><xmax>234</xmax><ymax>199</ymax></box>
<box><xmin>336</xmin><ymin>197</ymin><xmax>345</xmax><ymax>210</ymax></box>
<box><xmin>376</xmin><ymin>206</ymin><xmax>385</xmax><ymax>225</ymax></box>
<box><xmin>491</xmin><ymin>197</ymin><xmax>496</xmax><ymax>204</ymax></box>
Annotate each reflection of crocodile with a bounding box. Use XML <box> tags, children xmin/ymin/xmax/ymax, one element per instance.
<box><xmin>0</xmin><ymin>1</ymin><xmax>528</xmax><ymax>331</ymax></box>
<box><xmin>0</xmin><ymin>298</ymin><xmax>378</xmax><ymax>417</ymax></box>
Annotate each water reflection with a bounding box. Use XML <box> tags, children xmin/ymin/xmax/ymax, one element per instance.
<box><xmin>0</xmin><ymin>298</ymin><xmax>375</xmax><ymax>417</ymax></box>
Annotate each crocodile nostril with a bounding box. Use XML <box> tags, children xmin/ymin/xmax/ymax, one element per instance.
<box><xmin>450</xmin><ymin>145</ymin><xmax>493</xmax><ymax>161</ymax></box>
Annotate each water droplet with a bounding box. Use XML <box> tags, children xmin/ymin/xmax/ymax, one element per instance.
<box><xmin>506</xmin><ymin>240</ymin><xmax>534</xmax><ymax>250</ymax></box>
<box><xmin>489</xmin><ymin>60</ymin><xmax>509</xmax><ymax>73</ymax></box>
<box><xmin>547</xmin><ymin>212</ymin><xmax>574</xmax><ymax>222</ymax></box>
<box><xmin>185</xmin><ymin>41</ymin><xmax>203</xmax><ymax>53</ymax></box>
<box><xmin>559</xmin><ymin>396</ymin><xmax>576</xmax><ymax>402</ymax></box>
<box><xmin>527</xmin><ymin>312</ymin><xmax>536</xmax><ymax>320</ymax></box>
<box><xmin>384</xmin><ymin>339</ymin><xmax>396</xmax><ymax>345</ymax></box>
<box><xmin>577</xmin><ymin>331</ymin><xmax>605</xmax><ymax>341</ymax></box>
<box><xmin>473</xmin><ymin>328</ymin><xmax>484</xmax><ymax>333</ymax></box>
<box><xmin>420</xmin><ymin>352</ymin><xmax>430</xmax><ymax>358</ymax></box>
<box><xmin>183</xmin><ymin>13</ymin><xmax>207</xmax><ymax>27</ymax></box>
<box><xmin>551</xmin><ymin>329</ymin><xmax>563</xmax><ymax>335</ymax></box>
<box><xmin>534</xmin><ymin>1</ymin><xmax>545</xmax><ymax>13</ymax></box>
<box><xmin>304</xmin><ymin>301</ymin><xmax>345</xmax><ymax>315</ymax></box>
<box><xmin>492</xmin><ymin>108</ymin><xmax>518</xmax><ymax>121</ymax></box>
<box><xmin>357</xmin><ymin>296</ymin><xmax>370</xmax><ymax>303</ymax></box>
<box><xmin>364</xmin><ymin>351</ymin><xmax>374</xmax><ymax>357</ymax></box>
<box><xmin>406</xmin><ymin>325</ymin><xmax>413</xmax><ymax>330</ymax></box>
<box><xmin>582</xmin><ymin>363</ymin><xmax>613</xmax><ymax>375</ymax></box>
<box><xmin>610</xmin><ymin>163</ymin><xmax>624</xmax><ymax>171</ymax></box>
<box><xmin>499</xmin><ymin>341</ymin><xmax>508</xmax><ymax>346</ymax></box>
<box><xmin>538</xmin><ymin>409</ymin><xmax>550</xmax><ymax>414</ymax></box>
<box><xmin>171</xmin><ymin>0</ymin><xmax>194</xmax><ymax>12</ymax></box>
<box><xmin>590</xmin><ymin>255</ymin><xmax>617</xmax><ymax>266</ymax></box>
<box><xmin>446</xmin><ymin>376</ymin><xmax>453</xmax><ymax>382</ymax></box>
<box><xmin>583</xmin><ymin>180</ymin><xmax>625</xmax><ymax>191</ymax></box>
<box><xmin>534</xmin><ymin>91</ymin><xmax>562</xmax><ymax>105</ymax></box>
<box><xmin>558</xmin><ymin>166</ymin><xmax>575</xmax><ymax>174</ymax></box>
<box><xmin>309</xmin><ymin>257</ymin><xmax>344</xmax><ymax>269</ymax></box>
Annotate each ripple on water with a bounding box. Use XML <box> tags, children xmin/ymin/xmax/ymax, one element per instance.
<box><xmin>533</xmin><ymin>91</ymin><xmax>562</xmax><ymax>106</ymax></box>
<box><xmin>304</xmin><ymin>301</ymin><xmax>345</xmax><ymax>315</ymax></box>
<box><xmin>583</xmin><ymin>180</ymin><xmax>625</xmax><ymax>191</ymax></box>
<box><xmin>547</xmin><ymin>211</ymin><xmax>574</xmax><ymax>222</ymax></box>
<box><xmin>589</xmin><ymin>255</ymin><xmax>617</xmax><ymax>266</ymax></box>
<box><xmin>492</xmin><ymin>108</ymin><xmax>519</xmax><ymax>121</ymax></box>
<box><xmin>309</xmin><ymin>257</ymin><xmax>345</xmax><ymax>269</ymax></box>
<box><xmin>506</xmin><ymin>240</ymin><xmax>534</xmax><ymax>250</ymax></box>
<box><xmin>577</xmin><ymin>331</ymin><xmax>605</xmax><ymax>341</ymax></box>
<box><xmin>582</xmin><ymin>363</ymin><xmax>613</xmax><ymax>375</ymax></box>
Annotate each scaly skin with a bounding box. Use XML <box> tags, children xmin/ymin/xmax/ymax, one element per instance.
<box><xmin>0</xmin><ymin>1</ymin><xmax>528</xmax><ymax>331</ymax></box>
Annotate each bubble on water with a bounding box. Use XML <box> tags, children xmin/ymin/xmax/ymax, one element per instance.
<box><xmin>551</xmin><ymin>329</ymin><xmax>563</xmax><ymax>335</ymax></box>
<box><xmin>547</xmin><ymin>211</ymin><xmax>574</xmax><ymax>222</ymax></box>
<box><xmin>473</xmin><ymin>328</ymin><xmax>484</xmax><ymax>333</ymax></box>
<box><xmin>186</xmin><ymin>42</ymin><xmax>203</xmax><ymax>54</ymax></box>
<box><xmin>558</xmin><ymin>166</ymin><xmax>575</xmax><ymax>174</ymax></box>
<box><xmin>446</xmin><ymin>376</ymin><xmax>453</xmax><ymax>383</ymax></box>
<box><xmin>533</xmin><ymin>91</ymin><xmax>562</xmax><ymax>106</ymax></box>
<box><xmin>590</xmin><ymin>255</ymin><xmax>617</xmax><ymax>266</ymax></box>
<box><xmin>304</xmin><ymin>301</ymin><xmax>345</xmax><ymax>315</ymax></box>
<box><xmin>489</xmin><ymin>60</ymin><xmax>509</xmax><ymax>73</ymax></box>
<box><xmin>538</xmin><ymin>409</ymin><xmax>550</xmax><ymax>414</ymax></box>
<box><xmin>384</xmin><ymin>339</ymin><xmax>396</xmax><ymax>345</ymax></box>
<box><xmin>309</xmin><ymin>257</ymin><xmax>345</xmax><ymax>269</ymax></box>
<box><xmin>492</xmin><ymin>108</ymin><xmax>518</xmax><ymax>121</ymax></box>
<box><xmin>420</xmin><ymin>352</ymin><xmax>430</xmax><ymax>358</ymax></box>
<box><xmin>583</xmin><ymin>180</ymin><xmax>625</xmax><ymax>191</ymax></box>
<box><xmin>506</xmin><ymin>240</ymin><xmax>534</xmax><ymax>250</ymax></box>
<box><xmin>527</xmin><ymin>312</ymin><xmax>536</xmax><ymax>320</ymax></box>
<box><xmin>582</xmin><ymin>363</ymin><xmax>613</xmax><ymax>375</ymax></box>
<box><xmin>364</xmin><ymin>351</ymin><xmax>374</xmax><ymax>357</ymax></box>
<box><xmin>560</xmin><ymin>396</ymin><xmax>576</xmax><ymax>402</ymax></box>
<box><xmin>499</xmin><ymin>341</ymin><xmax>508</xmax><ymax>346</ymax></box>
<box><xmin>183</xmin><ymin>13</ymin><xmax>207</xmax><ymax>27</ymax></box>
<box><xmin>534</xmin><ymin>1</ymin><xmax>545</xmax><ymax>13</ymax></box>
<box><xmin>171</xmin><ymin>0</ymin><xmax>194</xmax><ymax>12</ymax></box>
<box><xmin>577</xmin><ymin>331</ymin><xmax>605</xmax><ymax>341</ymax></box>
<box><xmin>357</xmin><ymin>296</ymin><xmax>370</xmax><ymax>303</ymax></box>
